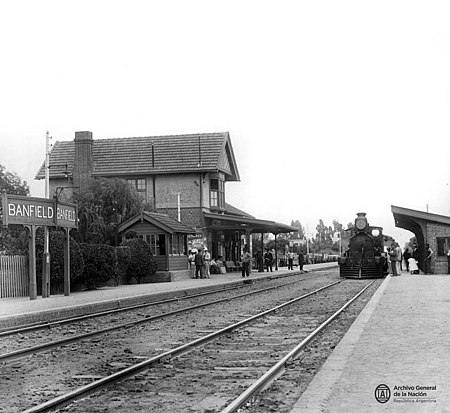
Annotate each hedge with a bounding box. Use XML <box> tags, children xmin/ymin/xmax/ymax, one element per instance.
<box><xmin>120</xmin><ymin>238</ymin><xmax>157</xmax><ymax>283</ymax></box>
<box><xmin>35</xmin><ymin>228</ymin><xmax>85</xmax><ymax>293</ymax></box>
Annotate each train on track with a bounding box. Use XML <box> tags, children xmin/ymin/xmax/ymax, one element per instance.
<box><xmin>338</xmin><ymin>212</ymin><xmax>388</xmax><ymax>279</ymax></box>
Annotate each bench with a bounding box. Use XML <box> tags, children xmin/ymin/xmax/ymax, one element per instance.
<box><xmin>225</xmin><ymin>261</ymin><xmax>239</xmax><ymax>272</ymax></box>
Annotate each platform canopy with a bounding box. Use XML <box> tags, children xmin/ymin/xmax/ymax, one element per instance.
<box><xmin>392</xmin><ymin>205</ymin><xmax>450</xmax><ymax>235</ymax></box>
<box><xmin>204</xmin><ymin>211</ymin><xmax>297</xmax><ymax>235</ymax></box>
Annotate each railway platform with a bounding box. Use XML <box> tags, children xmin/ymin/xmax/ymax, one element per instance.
<box><xmin>291</xmin><ymin>270</ymin><xmax>450</xmax><ymax>413</ymax></box>
<box><xmin>0</xmin><ymin>262</ymin><xmax>337</xmax><ymax>329</ymax></box>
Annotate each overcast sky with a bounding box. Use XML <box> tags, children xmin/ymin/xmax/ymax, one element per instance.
<box><xmin>1</xmin><ymin>1</ymin><xmax>449</xmax><ymax>246</ymax></box>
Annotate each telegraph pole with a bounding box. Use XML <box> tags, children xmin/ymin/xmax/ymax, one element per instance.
<box><xmin>42</xmin><ymin>131</ymin><xmax>51</xmax><ymax>298</ymax></box>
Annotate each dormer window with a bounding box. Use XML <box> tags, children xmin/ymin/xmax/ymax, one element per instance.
<box><xmin>210</xmin><ymin>175</ymin><xmax>225</xmax><ymax>210</ymax></box>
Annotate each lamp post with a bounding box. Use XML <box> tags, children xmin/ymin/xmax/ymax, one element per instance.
<box><xmin>42</xmin><ymin>131</ymin><xmax>51</xmax><ymax>298</ymax></box>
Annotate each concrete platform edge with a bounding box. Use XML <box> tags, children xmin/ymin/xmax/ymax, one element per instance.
<box><xmin>0</xmin><ymin>264</ymin><xmax>337</xmax><ymax>330</ymax></box>
<box><xmin>290</xmin><ymin>275</ymin><xmax>392</xmax><ymax>412</ymax></box>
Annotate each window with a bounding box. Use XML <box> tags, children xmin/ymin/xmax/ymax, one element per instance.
<box><xmin>169</xmin><ymin>234</ymin><xmax>185</xmax><ymax>255</ymax></box>
<box><xmin>210</xmin><ymin>191</ymin><xmax>218</xmax><ymax>207</ymax></box>
<box><xmin>145</xmin><ymin>234</ymin><xmax>166</xmax><ymax>255</ymax></box>
<box><xmin>127</xmin><ymin>178</ymin><xmax>146</xmax><ymax>192</ymax></box>
<box><xmin>437</xmin><ymin>237</ymin><xmax>450</xmax><ymax>256</ymax></box>
<box><xmin>210</xmin><ymin>178</ymin><xmax>224</xmax><ymax>209</ymax></box>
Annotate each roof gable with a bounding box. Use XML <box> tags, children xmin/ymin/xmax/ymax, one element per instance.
<box><xmin>117</xmin><ymin>211</ymin><xmax>196</xmax><ymax>235</ymax></box>
<box><xmin>36</xmin><ymin>132</ymin><xmax>240</xmax><ymax>181</ymax></box>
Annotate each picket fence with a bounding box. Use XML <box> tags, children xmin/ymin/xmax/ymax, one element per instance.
<box><xmin>0</xmin><ymin>255</ymin><xmax>28</xmax><ymax>298</ymax></box>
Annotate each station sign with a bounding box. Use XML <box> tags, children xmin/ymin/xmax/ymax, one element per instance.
<box><xmin>2</xmin><ymin>193</ymin><xmax>78</xmax><ymax>229</ymax></box>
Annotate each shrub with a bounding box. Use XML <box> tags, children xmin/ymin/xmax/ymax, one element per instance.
<box><xmin>35</xmin><ymin>228</ymin><xmax>85</xmax><ymax>293</ymax></box>
<box><xmin>79</xmin><ymin>243</ymin><xmax>117</xmax><ymax>289</ymax></box>
<box><xmin>115</xmin><ymin>246</ymin><xmax>131</xmax><ymax>286</ymax></box>
<box><xmin>120</xmin><ymin>238</ymin><xmax>157</xmax><ymax>283</ymax></box>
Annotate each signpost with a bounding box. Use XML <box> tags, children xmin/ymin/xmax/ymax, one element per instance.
<box><xmin>2</xmin><ymin>192</ymin><xmax>77</xmax><ymax>300</ymax></box>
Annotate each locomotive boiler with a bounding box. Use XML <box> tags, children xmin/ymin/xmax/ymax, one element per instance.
<box><xmin>338</xmin><ymin>212</ymin><xmax>387</xmax><ymax>279</ymax></box>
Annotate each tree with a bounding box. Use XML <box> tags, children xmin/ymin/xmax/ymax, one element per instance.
<box><xmin>290</xmin><ymin>219</ymin><xmax>305</xmax><ymax>239</ymax></box>
<box><xmin>0</xmin><ymin>164</ymin><xmax>30</xmax><ymax>196</ymax></box>
<box><xmin>315</xmin><ymin>219</ymin><xmax>333</xmax><ymax>251</ymax></box>
<box><xmin>73</xmin><ymin>177</ymin><xmax>155</xmax><ymax>245</ymax></box>
<box><xmin>265</xmin><ymin>237</ymin><xmax>290</xmax><ymax>256</ymax></box>
<box><xmin>0</xmin><ymin>164</ymin><xmax>30</xmax><ymax>254</ymax></box>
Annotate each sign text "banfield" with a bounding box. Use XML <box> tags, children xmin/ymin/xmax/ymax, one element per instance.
<box><xmin>2</xmin><ymin>193</ymin><xmax>78</xmax><ymax>229</ymax></box>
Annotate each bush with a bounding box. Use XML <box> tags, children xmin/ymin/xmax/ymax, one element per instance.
<box><xmin>35</xmin><ymin>228</ymin><xmax>85</xmax><ymax>293</ymax></box>
<box><xmin>115</xmin><ymin>246</ymin><xmax>131</xmax><ymax>286</ymax></box>
<box><xmin>0</xmin><ymin>225</ymin><xmax>29</xmax><ymax>255</ymax></box>
<box><xmin>79</xmin><ymin>243</ymin><xmax>117</xmax><ymax>289</ymax></box>
<box><xmin>120</xmin><ymin>238</ymin><xmax>157</xmax><ymax>283</ymax></box>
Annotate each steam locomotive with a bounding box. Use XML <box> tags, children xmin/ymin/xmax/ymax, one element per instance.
<box><xmin>338</xmin><ymin>212</ymin><xmax>388</xmax><ymax>279</ymax></box>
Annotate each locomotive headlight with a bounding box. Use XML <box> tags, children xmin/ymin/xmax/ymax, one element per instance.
<box><xmin>355</xmin><ymin>218</ymin><xmax>366</xmax><ymax>230</ymax></box>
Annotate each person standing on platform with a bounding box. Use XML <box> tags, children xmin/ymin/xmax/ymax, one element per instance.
<box><xmin>389</xmin><ymin>244</ymin><xmax>399</xmax><ymax>276</ymax></box>
<box><xmin>447</xmin><ymin>249</ymin><xmax>450</xmax><ymax>275</ymax></box>
<box><xmin>241</xmin><ymin>247</ymin><xmax>252</xmax><ymax>277</ymax></box>
<box><xmin>188</xmin><ymin>249</ymin><xmax>197</xmax><ymax>278</ymax></box>
<box><xmin>412</xmin><ymin>244</ymin><xmax>421</xmax><ymax>274</ymax></box>
<box><xmin>287</xmin><ymin>250</ymin><xmax>294</xmax><ymax>270</ymax></box>
<box><xmin>298</xmin><ymin>250</ymin><xmax>305</xmax><ymax>271</ymax></box>
<box><xmin>403</xmin><ymin>246</ymin><xmax>411</xmax><ymax>272</ymax></box>
<box><xmin>264</xmin><ymin>249</ymin><xmax>273</xmax><ymax>272</ymax></box>
<box><xmin>255</xmin><ymin>250</ymin><xmax>264</xmax><ymax>272</ymax></box>
<box><xmin>424</xmin><ymin>244</ymin><xmax>433</xmax><ymax>274</ymax></box>
<box><xmin>395</xmin><ymin>242</ymin><xmax>403</xmax><ymax>274</ymax></box>
<box><xmin>194</xmin><ymin>248</ymin><xmax>205</xmax><ymax>279</ymax></box>
<box><xmin>203</xmin><ymin>248</ymin><xmax>211</xmax><ymax>278</ymax></box>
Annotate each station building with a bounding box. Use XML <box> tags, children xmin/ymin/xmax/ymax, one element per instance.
<box><xmin>392</xmin><ymin>205</ymin><xmax>450</xmax><ymax>274</ymax></box>
<box><xmin>36</xmin><ymin>131</ymin><xmax>296</xmax><ymax>267</ymax></box>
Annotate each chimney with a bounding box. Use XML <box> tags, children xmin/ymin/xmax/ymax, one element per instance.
<box><xmin>73</xmin><ymin>131</ymin><xmax>93</xmax><ymax>194</ymax></box>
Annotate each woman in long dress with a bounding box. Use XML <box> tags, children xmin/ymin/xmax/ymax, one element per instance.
<box><xmin>408</xmin><ymin>257</ymin><xmax>419</xmax><ymax>274</ymax></box>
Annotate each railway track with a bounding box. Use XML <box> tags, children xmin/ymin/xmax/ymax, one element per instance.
<box><xmin>0</xmin><ymin>275</ymin><xmax>383</xmax><ymax>412</ymax></box>
<box><xmin>0</xmin><ymin>272</ymin><xmax>332</xmax><ymax>363</ymax></box>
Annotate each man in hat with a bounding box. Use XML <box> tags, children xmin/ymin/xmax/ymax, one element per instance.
<box><xmin>194</xmin><ymin>248</ymin><xmax>205</xmax><ymax>279</ymax></box>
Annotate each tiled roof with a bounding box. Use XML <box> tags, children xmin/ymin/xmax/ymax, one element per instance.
<box><xmin>224</xmin><ymin>202</ymin><xmax>255</xmax><ymax>218</ymax></box>
<box><xmin>36</xmin><ymin>132</ymin><xmax>240</xmax><ymax>181</ymax></box>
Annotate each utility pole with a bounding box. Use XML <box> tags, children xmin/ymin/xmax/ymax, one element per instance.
<box><xmin>42</xmin><ymin>131</ymin><xmax>51</xmax><ymax>298</ymax></box>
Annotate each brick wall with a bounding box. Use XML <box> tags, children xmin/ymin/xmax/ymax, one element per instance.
<box><xmin>157</xmin><ymin>207</ymin><xmax>203</xmax><ymax>229</ymax></box>
<box><xmin>73</xmin><ymin>131</ymin><xmax>93</xmax><ymax>194</ymax></box>
<box><xmin>155</xmin><ymin>174</ymin><xmax>202</xmax><ymax>209</ymax></box>
<box><xmin>427</xmin><ymin>223</ymin><xmax>450</xmax><ymax>274</ymax></box>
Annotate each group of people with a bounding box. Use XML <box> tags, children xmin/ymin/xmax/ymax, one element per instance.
<box><xmin>387</xmin><ymin>242</ymin><xmax>404</xmax><ymax>276</ymax></box>
<box><xmin>286</xmin><ymin>250</ymin><xmax>305</xmax><ymax>271</ymax></box>
<box><xmin>387</xmin><ymin>243</ymin><xmax>434</xmax><ymax>276</ymax></box>
<box><xmin>251</xmin><ymin>249</ymin><xmax>275</xmax><ymax>273</ymax></box>
<box><xmin>190</xmin><ymin>245</ymin><xmax>306</xmax><ymax>279</ymax></box>
<box><xmin>188</xmin><ymin>248</ymin><xmax>226</xmax><ymax>279</ymax></box>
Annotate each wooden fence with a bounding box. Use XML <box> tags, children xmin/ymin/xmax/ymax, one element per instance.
<box><xmin>0</xmin><ymin>255</ymin><xmax>29</xmax><ymax>298</ymax></box>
